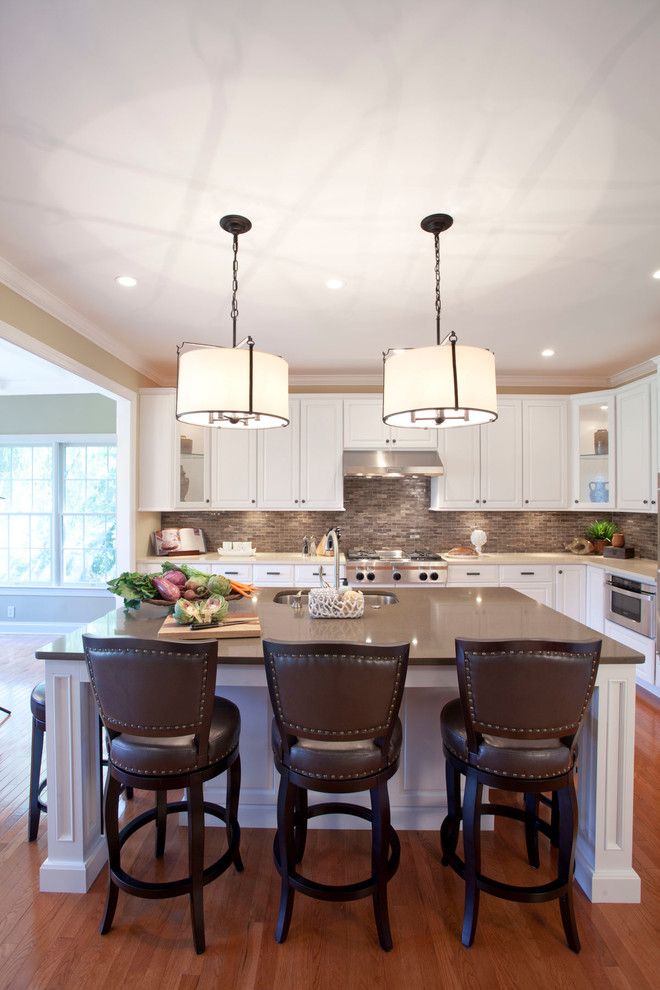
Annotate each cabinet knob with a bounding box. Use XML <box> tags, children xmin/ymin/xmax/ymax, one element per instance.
<box><xmin>558</xmin><ymin>569</ymin><xmax>563</xmax><ymax>574</ymax></box>
<box><xmin>392</xmin><ymin>438</ymin><xmax>397</xmax><ymax>444</ymax></box>
<box><xmin>652</xmin><ymin>500</ymin><xmax>656</xmax><ymax>505</ymax></box>
<box><xmin>643</xmin><ymin>499</ymin><xmax>648</xmax><ymax>504</ymax></box>
<box><xmin>524</xmin><ymin>499</ymin><xmax>529</xmax><ymax>504</ymax></box>
<box><xmin>482</xmin><ymin>500</ymin><xmax>487</xmax><ymax>505</ymax></box>
<box><xmin>205</xmin><ymin>499</ymin><xmax>210</xmax><ymax>504</ymax></box>
<box><xmin>301</xmin><ymin>499</ymin><xmax>306</xmax><ymax>503</ymax></box>
<box><xmin>385</xmin><ymin>439</ymin><xmax>390</xmax><ymax>444</ymax></box>
<box><xmin>574</xmin><ymin>499</ymin><xmax>579</xmax><ymax>504</ymax></box>
<box><xmin>475</xmin><ymin>499</ymin><xmax>480</xmax><ymax>504</ymax></box>
<box><xmin>294</xmin><ymin>499</ymin><xmax>299</xmax><ymax>503</ymax></box>
<box><xmin>251</xmin><ymin>499</ymin><xmax>256</xmax><ymax>504</ymax></box>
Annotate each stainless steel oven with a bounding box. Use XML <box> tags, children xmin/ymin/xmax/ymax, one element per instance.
<box><xmin>605</xmin><ymin>573</ymin><xmax>656</xmax><ymax>639</ymax></box>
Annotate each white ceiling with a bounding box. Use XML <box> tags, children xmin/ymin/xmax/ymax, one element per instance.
<box><xmin>0</xmin><ymin>0</ymin><xmax>659</xmax><ymax>386</ymax></box>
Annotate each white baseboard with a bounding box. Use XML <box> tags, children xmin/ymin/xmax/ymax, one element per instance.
<box><xmin>0</xmin><ymin>621</ymin><xmax>79</xmax><ymax>634</ymax></box>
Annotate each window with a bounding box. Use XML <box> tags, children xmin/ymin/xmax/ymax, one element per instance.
<box><xmin>0</xmin><ymin>440</ymin><xmax>117</xmax><ymax>587</ymax></box>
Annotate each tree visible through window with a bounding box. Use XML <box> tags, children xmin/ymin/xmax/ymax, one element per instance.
<box><xmin>0</xmin><ymin>441</ymin><xmax>117</xmax><ymax>586</ymax></box>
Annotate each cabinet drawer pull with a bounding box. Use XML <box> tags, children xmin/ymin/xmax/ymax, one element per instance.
<box><xmin>466</xmin><ymin>571</ymin><xmax>480</xmax><ymax>576</ymax></box>
<box><xmin>224</xmin><ymin>571</ymin><xmax>239</xmax><ymax>576</ymax></box>
<box><xmin>520</xmin><ymin>571</ymin><xmax>535</xmax><ymax>576</ymax></box>
<box><xmin>266</xmin><ymin>571</ymin><xmax>281</xmax><ymax>576</ymax></box>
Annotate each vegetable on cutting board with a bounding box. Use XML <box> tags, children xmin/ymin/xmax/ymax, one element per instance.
<box><xmin>107</xmin><ymin>561</ymin><xmax>256</xmax><ymax>608</ymax></box>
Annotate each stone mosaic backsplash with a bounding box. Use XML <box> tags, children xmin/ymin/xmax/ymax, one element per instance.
<box><xmin>159</xmin><ymin>477</ymin><xmax>658</xmax><ymax>560</ymax></box>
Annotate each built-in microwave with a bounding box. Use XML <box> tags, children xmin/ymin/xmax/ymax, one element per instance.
<box><xmin>605</xmin><ymin>573</ymin><xmax>656</xmax><ymax>639</ymax></box>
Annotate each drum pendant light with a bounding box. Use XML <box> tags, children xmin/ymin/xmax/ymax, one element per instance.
<box><xmin>176</xmin><ymin>215</ymin><xmax>289</xmax><ymax>429</ymax></box>
<box><xmin>382</xmin><ymin>214</ymin><xmax>497</xmax><ymax>429</ymax></box>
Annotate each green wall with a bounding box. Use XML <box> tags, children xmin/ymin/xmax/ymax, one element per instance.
<box><xmin>0</xmin><ymin>393</ymin><xmax>116</xmax><ymax>434</ymax></box>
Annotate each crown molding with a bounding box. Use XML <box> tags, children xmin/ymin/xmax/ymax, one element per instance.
<box><xmin>0</xmin><ymin>256</ymin><xmax>167</xmax><ymax>385</ymax></box>
<box><xmin>607</xmin><ymin>358</ymin><xmax>658</xmax><ymax>387</ymax></box>
<box><xmin>291</xmin><ymin>371</ymin><xmax>609</xmax><ymax>390</ymax></box>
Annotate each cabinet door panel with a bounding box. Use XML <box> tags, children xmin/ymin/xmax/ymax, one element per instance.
<box><xmin>431</xmin><ymin>428</ymin><xmax>481</xmax><ymax>508</ymax></box>
<box><xmin>480</xmin><ymin>399</ymin><xmax>522</xmax><ymax>509</ymax></box>
<box><xmin>176</xmin><ymin>421</ymin><xmax>211</xmax><ymax>509</ymax></box>
<box><xmin>616</xmin><ymin>382</ymin><xmax>653</xmax><ymax>510</ymax></box>
<box><xmin>389</xmin><ymin>425</ymin><xmax>438</xmax><ymax>449</ymax></box>
<box><xmin>507</xmin><ymin>582</ymin><xmax>554</xmax><ymax>607</ymax></box>
<box><xmin>523</xmin><ymin>400</ymin><xmax>568</xmax><ymax>509</ymax></box>
<box><xmin>343</xmin><ymin>398</ymin><xmax>388</xmax><ymax>448</ymax></box>
<box><xmin>299</xmin><ymin>399</ymin><xmax>344</xmax><ymax>509</ymax></box>
<box><xmin>211</xmin><ymin>430</ymin><xmax>257</xmax><ymax>509</ymax></box>
<box><xmin>257</xmin><ymin>400</ymin><xmax>300</xmax><ymax>509</ymax></box>
<box><xmin>554</xmin><ymin>565</ymin><xmax>586</xmax><ymax>623</ymax></box>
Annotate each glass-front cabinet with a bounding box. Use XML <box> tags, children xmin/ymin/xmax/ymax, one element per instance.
<box><xmin>175</xmin><ymin>421</ymin><xmax>211</xmax><ymax>508</ymax></box>
<box><xmin>570</xmin><ymin>393</ymin><xmax>615</xmax><ymax>510</ymax></box>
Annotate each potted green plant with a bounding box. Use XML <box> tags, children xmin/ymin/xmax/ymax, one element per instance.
<box><xmin>584</xmin><ymin>519</ymin><xmax>616</xmax><ymax>555</ymax></box>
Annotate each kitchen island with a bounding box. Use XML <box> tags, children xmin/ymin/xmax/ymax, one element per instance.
<box><xmin>36</xmin><ymin>586</ymin><xmax>642</xmax><ymax>905</ymax></box>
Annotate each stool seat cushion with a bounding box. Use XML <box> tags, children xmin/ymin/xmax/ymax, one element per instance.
<box><xmin>271</xmin><ymin>717</ymin><xmax>402</xmax><ymax>781</ymax></box>
<box><xmin>109</xmin><ymin>696</ymin><xmax>240</xmax><ymax>777</ymax></box>
<box><xmin>31</xmin><ymin>682</ymin><xmax>46</xmax><ymax>722</ymax></box>
<box><xmin>440</xmin><ymin>698</ymin><xmax>572</xmax><ymax>780</ymax></box>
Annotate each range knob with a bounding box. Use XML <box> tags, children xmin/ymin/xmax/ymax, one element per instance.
<box><xmin>355</xmin><ymin>571</ymin><xmax>365</xmax><ymax>581</ymax></box>
<box><xmin>419</xmin><ymin>571</ymin><xmax>428</xmax><ymax>581</ymax></box>
<box><xmin>430</xmin><ymin>571</ymin><xmax>439</xmax><ymax>581</ymax></box>
<box><xmin>367</xmin><ymin>572</ymin><xmax>376</xmax><ymax>581</ymax></box>
<box><xmin>392</xmin><ymin>571</ymin><xmax>402</xmax><ymax>581</ymax></box>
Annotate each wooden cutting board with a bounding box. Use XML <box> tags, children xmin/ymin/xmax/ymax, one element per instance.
<box><xmin>157</xmin><ymin>613</ymin><xmax>262</xmax><ymax>640</ymax></box>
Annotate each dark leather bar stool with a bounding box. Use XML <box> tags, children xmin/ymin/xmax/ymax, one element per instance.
<box><xmin>83</xmin><ymin>635</ymin><xmax>243</xmax><ymax>955</ymax></box>
<box><xmin>28</xmin><ymin>683</ymin><xmax>133</xmax><ymax>842</ymax></box>
<box><xmin>28</xmin><ymin>682</ymin><xmax>47</xmax><ymax>841</ymax></box>
<box><xmin>263</xmin><ymin>638</ymin><xmax>410</xmax><ymax>951</ymax></box>
<box><xmin>440</xmin><ymin>638</ymin><xmax>601</xmax><ymax>953</ymax></box>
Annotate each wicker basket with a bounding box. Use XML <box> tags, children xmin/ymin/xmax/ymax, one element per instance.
<box><xmin>308</xmin><ymin>588</ymin><xmax>364</xmax><ymax>619</ymax></box>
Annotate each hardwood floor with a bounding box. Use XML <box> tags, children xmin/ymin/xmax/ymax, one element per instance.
<box><xmin>1</xmin><ymin>634</ymin><xmax>659</xmax><ymax>989</ymax></box>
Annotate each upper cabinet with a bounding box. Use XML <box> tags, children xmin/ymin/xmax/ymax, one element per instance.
<box><xmin>570</xmin><ymin>393</ymin><xmax>615</xmax><ymax>511</ymax></box>
<box><xmin>523</xmin><ymin>399</ymin><xmax>568</xmax><ymax>509</ymax></box>
<box><xmin>616</xmin><ymin>380</ymin><xmax>656</xmax><ymax>511</ymax></box>
<box><xmin>343</xmin><ymin>397</ymin><xmax>437</xmax><ymax>449</ymax></box>
<box><xmin>211</xmin><ymin>430</ymin><xmax>257</xmax><ymax>510</ymax></box>
<box><xmin>138</xmin><ymin>390</ymin><xmax>176</xmax><ymax>511</ymax></box>
<box><xmin>175</xmin><ymin>420</ymin><xmax>211</xmax><ymax>509</ymax></box>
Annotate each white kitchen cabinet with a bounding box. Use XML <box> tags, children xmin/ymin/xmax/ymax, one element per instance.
<box><xmin>175</xmin><ymin>421</ymin><xmax>212</xmax><ymax>509</ymax></box>
<box><xmin>554</xmin><ymin>565</ymin><xmax>586</xmax><ymax>623</ymax></box>
<box><xmin>258</xmin><ymin>400</ymin><xmax>301</xmax><ymax>509</ymax></box>
<box><xmin>604</xmin><ymin>619</ymin><xmax>656</xmax><ymax>686</ymax></box>
<box><xmin>523</xmin><ymin>399</ymin><xmax>568</xmax><ymax>509</ymax></box>
<box><xmin>570</xmin><ymin>392</ymin><xmax>615</xmax><ymax>511</ymax></box>
<box><xmin>343</xmin><ymin>397</ymin><xmax>436</xmax><ymax>449</ymax></box>
<box><xmin>138</xmin><ymin>390</ymin><xmax>176</xmax><ymax>511</ymax></box>
<box><xmin>258</xmin><ymin>398</ymin><xmax>344</xmax><ymax>510</ymax></box>
<box><xmin>499</xmin><ymin>564</ymin><xmax>554</xmax><ymax>606</ymax></box>
<box><xmin>446</xmin><ymin>564</ymin><xmax>500</xmax><ymax>586</ymax></box>
<box><xmin>480</xmin><ymin>399</ymin><xmax>522</xmax><ymax>509</ymax></box>
<box><xmin>210</xmin><ymin>563</ymin><xmax>253</xmax><ymax>583</ymax></box>
<box><xmin>616</xmin><ymin>380</ymin><xmax>656</xmax><ymax>511</ymax></box>
<box><xmin>211</xmin><ymin>430</ymin><xmax>257</xmax><ymax>509</ymax></box>
<box><xmin>431</xmin><ymin>399</ymin><xmax>522</xmax><ymax>509</ymax></box>
<box><xmin>585</xmin><ymin>566</ymin><xmax>605</xmax><ymax>632</ymax></box>
<box><xmin>299</xmin><ymin>398</ymin><xmax>344</xmax><ymax>509</ymax></box>
<box><xmin>252</xmin><ymin>563</ymin><xmax>295</xmax><ymax>585</ymax></box>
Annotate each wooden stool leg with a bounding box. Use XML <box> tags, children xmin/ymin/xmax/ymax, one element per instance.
<box><xmin>187</xmin><ymin>777</ymin><xmax>206</xmax><ymax>954</ymax></box>
<box><xmin>226</xmin><ymin>755</ymin><xmax>244</xmax><ymax>873</ymax></box>
<box><xmin>28</xmin><ymin>717</ymin><xmax>45</xmax><ymax>842</ymax></box>
<box><xmin>557</xmin><ymin>781</ymin><xmax>580</xmax><ymax>953</ymax></box>
<box><xmin>155</xmin><ymin>789</ymin><xmax>167</xmax><ymax>858</ymax></box>
<box><xmin>550</xmin><ymin>791</ymin><xmax>560</xmax><ymax>848</ymax></box>
<box><xmin>293</xmin><ymin>785</ymin><xmax>308</xmax><ymax>865</ymax></box>
<box><xmin>370</xmin><ymin>779</ymin><xmax>394</xmax><ymax>951</ymax></box>
<box><xmin>461</xmin><ymin>773</ymin><xmax>483</xmax><ymax>948</ymax></box>
<box><xmin>524</xmin><ymin>793</ymin><xmax>540</xmax><ymax>868</ymax></box>
<box><xmin>125</xmin><ymin>787</ymin><xmax>134</xmax><ymax>800</ymax></box>
<box><xmin>274</xmin><ymin>772</ymin><xmax>297</xmax><ymax>944</ymax></box>
<box><xmin>100</xmin><ymin>774</ymin><xmax>122</xmax><ymax>935</ymax></box>
<box><xmin>441</xmin><ymin>759</ymin><xmax>462</xmax><ymax>864</ymax></box>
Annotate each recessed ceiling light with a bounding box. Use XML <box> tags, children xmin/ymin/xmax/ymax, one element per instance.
<box><xmin>325</xmin><ymin>277</ymin><xmax>344</xmax><ymax>290</ymax></box>
<box><xmin>115</xmin><ymin>275</ymin><xmax>137</xmax><ymax>288</ymax></box>
<box><xmin>652</xmin><ymin>270</ymin><xmax>660</xmax><ymax>279</ymax></box>
<box><xmin>541</xmin><ymin>348</ymin><xmax>555</xmax><ymax>358</ymax></box>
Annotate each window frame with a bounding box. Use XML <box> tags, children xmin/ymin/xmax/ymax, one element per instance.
<box><xmin>0</xmin><ymin>433</ymin><xmax>117</xmax><ymax>590</ymax></box>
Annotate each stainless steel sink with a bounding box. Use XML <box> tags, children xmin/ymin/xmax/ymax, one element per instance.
<box><xmin>273</xmin><ymin>590</ymin><xmax>399</xmax><ymax>608</ymax></box>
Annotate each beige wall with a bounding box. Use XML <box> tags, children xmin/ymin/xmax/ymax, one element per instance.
<box><xmin>0</xmin><ymin>283</ymin><xmax>157</xmax><ymax>391</ymax></box>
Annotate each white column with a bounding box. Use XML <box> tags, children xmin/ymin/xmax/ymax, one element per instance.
<box><xmin>574</xmin><ymin>663</ymin><xmax>641</xmax><ymax>902</ymax></box>
<box><xmin>39</xmin><ymin>659</ymin><xmax>107</xmax><ymax>893</ymax></box>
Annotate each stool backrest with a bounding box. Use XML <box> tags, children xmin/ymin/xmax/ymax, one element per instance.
<box><xmin>455</xmin><ymin>638</ymin><xmax>601</xmax><ymax>752</ymax></box>
<box><xmin>83</xmin><ymin>635</ymin><xmax>218</xmax><ymax>763</ymax></box>
<box><xmin>263</xmin><ymin>639</ymin><xmax>409</xmax><ymax>752</ymax></box>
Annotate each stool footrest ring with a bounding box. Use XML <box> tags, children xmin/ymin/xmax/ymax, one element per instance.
<box><xmin>110</xmin><ymin>799</ymin><xmax>240</xmax><ymax>900</ymax></box>
<box><xmin>273</xmin><ymin>801</ymin><xmax>400</xmax><ymax>903</ymax></box>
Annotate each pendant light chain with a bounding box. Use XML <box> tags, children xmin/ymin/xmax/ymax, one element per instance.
<box><xmin>231</xmin><ymin>233</ymin><xmax>239</xmax><ymax>348</ymax></box>
<box><xmin>434</xmin><ymin>232</ymin><xmax>441</xmax><ymax>345</ymax></box>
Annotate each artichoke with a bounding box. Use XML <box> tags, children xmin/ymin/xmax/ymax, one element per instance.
<box><xmin>207</xmin><ymin>574</ymin><xmax>231</xmax><ymax>598</ymax></box>
<box><xmin>173</xmin><ymin>599</ymin><xmax>198</xmax><ymax>625</ymax></box>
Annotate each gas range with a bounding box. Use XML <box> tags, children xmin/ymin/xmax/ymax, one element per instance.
<box><xmin>346</xmin><ymin>549</ymin><xmax>448</xmax><ymax>587</ymax></box>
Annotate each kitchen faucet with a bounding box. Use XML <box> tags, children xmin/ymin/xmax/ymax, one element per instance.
<box><xmin>318</xmin><ymin>528</ymin><xmax>341</xmax><ymax>590</ymax></box>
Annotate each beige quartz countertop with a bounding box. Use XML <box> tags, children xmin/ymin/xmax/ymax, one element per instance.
<box><xmin>443</xmin><ymin>552</ymin><xmax>657</xmax><ymax>582</ymax></box>
<box><xmin>137</xmin><ymin>552</ymin><xmax>345</xmax><ymax>566</ymax></box>
<box><xmin>36</xmin><ymin>587</ymin><xmax>642</xmax><ymax>666</ymax></box>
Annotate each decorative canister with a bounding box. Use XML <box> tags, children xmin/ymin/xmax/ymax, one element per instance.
<box><xmin>612</xmin><ymin>533</ymin><xmax>625</xmax><ymax>548</ymax></box>
<box><xmin>593</xmin><ymin>429</ymin><xmax>608</xmax><ymax>455</ymax></box>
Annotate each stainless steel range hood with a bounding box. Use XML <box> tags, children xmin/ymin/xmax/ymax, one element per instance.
<box><xmin>343</xmin><ymin>449</ymin><xmax>444</xmax><ymax>478</ymax></box>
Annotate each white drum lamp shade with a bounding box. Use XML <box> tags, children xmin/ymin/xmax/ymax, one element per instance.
<box><xmin>383</xmin><ymin>344</ymin><xmax>497</xmax><ymax>428</ymax></box>
<box><xmin>176</xmin><ymin>345</ymin><xmax>289</xmax><ymax>428</ymax></box>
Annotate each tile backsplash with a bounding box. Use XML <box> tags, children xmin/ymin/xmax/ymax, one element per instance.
<box><xmin>159</xmin><ymin>478</ymin><xmax>658</xmax><ymax>560</ymax></box>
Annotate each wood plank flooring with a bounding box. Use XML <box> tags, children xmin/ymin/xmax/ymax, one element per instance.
<box><xmin>0</xmin><ymin>634</ymin><xmax>658</xmax><ymax>990</ymax></box>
